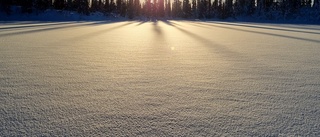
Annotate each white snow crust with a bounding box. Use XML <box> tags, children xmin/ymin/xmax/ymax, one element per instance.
<box><xmin>0</xmin><ymin>20</ymin><xmax>320</xmax><ymax>136</ymax></box>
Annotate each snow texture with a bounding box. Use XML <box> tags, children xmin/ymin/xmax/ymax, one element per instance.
<box><xmin>0</xmin><ymin>20</ymin><xmax>320</xmax><ymax>136</ymax></box>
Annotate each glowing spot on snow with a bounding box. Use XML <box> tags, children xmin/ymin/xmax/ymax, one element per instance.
<box><xmin>171</xmin><ymin>47</ymin><xmax>175</xmax><ymax>50</ymax></box>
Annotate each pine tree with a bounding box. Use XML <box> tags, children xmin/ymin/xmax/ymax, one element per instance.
<box><xmin>306</xmin><ymin>0</ymin><xmax>312</xmax><ymax>8</ymax></box>
<box><xmin>158</xmin><ymin>0</ymin><xmax>165</xmax><ymax>17</ymax></box>
<box><xmin>21</xmin><ymin>0</ymin><xmax>33</xmax><ymax>13</ymax></box>
<box><xmin>127</xmin><ymin>0</ymin><xmax>133</xmax><ymax>18</ymax></box>
<box><xmin>234</xmin><ymin>0</ymin><xmax>242</xmax><ymax>15</ymax></box>
<box><xmin>134</xmin><ymin>0</ymin><xmax>141</xmax><ymax>17</ymax></box>
<box><xmin>217</xmin><ymin>0</ymin><xmax>223</xmax><ymax>18</ymax></box>
<box><xmin>104</xmin><ymin>0</ymin><xmax>109</xmax><ymax>12</ymax></box>
<box><xmin>0</xmin><ymin>0</ymin><xmax>11</xmax><ymax>15</ymax></box>
<box><xmin>98</xmin><ymin>0</ymin><xmax>103</xmax><ymax>11</ymax></box>
<box><xmin>35</xmin><ymin>0</ymin><xmax>45</xmax><ymax>11</ymax></box>
<box><xmin>91</xmin><ymin>0</ymin><xmax>99</xmax><ymax>11</ymax></box>
<box><xmin>256</xmin><ymin>0</ymin><xmax>263</xmax><ymax>13</ymax></box>
<box><xmin>207</xmin><ymin>0</ymin><xmax>211</xmax><ymax>18</ymax></box>
<box><xmin>196</xmin><ymin>0</ymin><xmax>201</xmax><ymax>17</ymax></box>
<box><xmin>182</xmin><ymin>0</ymin><xmax>191</xmax><ymax>18</ymax></box>
<box><xmin>172</xmin><ymin>0</ymin><xmax>182</xmax><ymax>17</ymax></box>
<box><xmin>146</xmin><ymin>0</ymin><xmax>151</xmax><ymax>18</ymax></box>
<box><xmin>192</xmin><ymin>0</ymin><xmax>197</xmax><ymax>17</ymax></box>
<box><xmin>291</xmin><ymin>0</ymin><xmax>301</xmax><ymax>13</ymax></box>
<box><xmin>76</xmin><ymin>0</ymin><xmax>89</xmax><ymax>15</ymax></box>
<box><xmin>247</xmin><ymin>0</ymin><xmax>255</xmax><ymax>15</ymax></box>
<box><xmin>302</xmin><ymin>0</ymin><xmax>312</xmax><ymax>8</ymax></box>
<box><xmin>233</xmin><ymin>0</ymin><xmax>255</xmax><ymax>16</ymax></box>
<box><xmin>166</xmin><ymin>0</ymin><xmax>171</xmax><ymax>17</ymax></box>
<box><xmin>47</xmin><ymin>0</ymin><xmax>53</xmax><ymax>8</ymax></box>
<box><xmin>120</xmin><ymin>0</ymin><xmax>126</xmax><ymax>17</ymax></box>
<box><xmin>314</xmin><ymin>0</ymin><xmax>320</xmax><ymax>8</ymax></box>
<box><xmin>153</xmin><ymin>0</ymin><xmax>158</xmax><ymax>18</ymax></box>
<box><xmin>110</xmin><ymin>0</ymin><xmax>116</xmax><ymax>13</ymax></box>
<box><xmin>212</xmin><ymin>0</ymin><xmax>218</xmax><ymax>17</ymax></box>
<box><xmin>224</xmin><ymin>0</ymin><xmax>233</xmax><ymax>17</ymax></box>
<box><xmin>54</xmin><ymin>0</ymin><xmax>65</xmax><ymax>10</ymax></box>
<box><xmin>66</xmin><ymin>0</ymin><xmax>73</xmax><ymax>10</ymax></box>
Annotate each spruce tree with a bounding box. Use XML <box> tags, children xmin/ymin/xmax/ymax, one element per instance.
<box><xmin>120</xmin><ymin>0</ymin><xmax>126</xmax><ymax>17</ymax></box>
<box><xmin>127</xmin><ymin>0</ymin><xmax>134</xmax><ymax>18</ymax></box>
<box><xmin>192</xmin><ymin>0</ymin><xmax>197</xmax><ymax>17</ymax></box>
<box><xmin>21</xmin><ymin>0</ymin><xmax>33</xmax><ymax>13</ymax></box>
<box><xmin>54</xmin><ymin>0</ymin><xmax>65</xmax><ymax>10</ymax></box>
<box><xmin>0</xmin><ymin>0</ymin><xmax>11</xmax><ymax>15</ymax></box>
<box><xmin>183</xmin><ymin>0</ymin><xmax>191</xmax><ymax>18</ymax></box>
<box><xmin>66</xmin><ymin>0</ymin><xmax>73</xmax><ymax>10</ymax></box>
<box><xmin>153</xmin><ymin>0</ymin><xmax>158</xmax><ymax>18</ymax></box>
<box><xmin>134</xmin><ymin>0</ymin><xmax>141</xmax><ymax>17</ymax></box>
<box><xmin>77</xmin><ymin>0</ymin><xmax>89</xmax><ymax>15</ymax></box>
<box><xmin>314</xmin><ymin>0</ymin><xmax>320</xmax><ymax>8</ymax></box>
<box><xmin>110</xmin><ymin>0</ymin><xmax>116</xmax><ymax>13</ymax></box>
<box><xmin>224</xmin><ymin>0</ymin><xmax>233</xmax><ymax>17</ymax></box>
<box><xmin>104</xmin><ymin>0</ymin><xmax>110</xmax><ymax>13</ymax></box>
<box><xmin>158</xmin><ymin>0</ymin><xmax>165</xmax><ymax>17</ymax></box>
<box><xmin>166</xmin><ymin>0</ymin><xmax>171</xmax><ymax>17</ymax></box>
<box><xmin>212</xmin><ymin>0</ymin><xmax>218</xmax><ymax>17</ymax></box>
<box><xmin>116</xmin><ymin>0</ymin><xmax>122</xmax><ymax>14</ymax></box>
<box><xmin>91</xmin><ymin>0</ymin><xmax>99</xmax><ymax>11</ymax></box>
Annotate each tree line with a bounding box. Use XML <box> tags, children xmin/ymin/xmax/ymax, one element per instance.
<box><xmin>1</xmin><ymin>0</ymin><xmax>319</xmax><ymax>19</ymax></box>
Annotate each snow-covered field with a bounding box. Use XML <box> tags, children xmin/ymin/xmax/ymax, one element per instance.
<box><xmin>0</xmin><ymin>20</ymin><xmax>319</xmax><ymax>136</ymax></box>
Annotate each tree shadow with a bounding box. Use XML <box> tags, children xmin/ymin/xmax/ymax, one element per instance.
<box><xmin>136</xmin><ymin>20</ymin><xmax>147</xmax><ymax>26</ymax></box>
<box><xmin>161</xmin><ymin>20</ymin><xmax>181</xmax><ymax>26</ymax></box>
<box><xmin>65</xmin><ymin>21</ymin><xmax>137</xmax><ymax>41</ymax></box>
<box><xmin>191</xmin><ymin>21</ymin><xmax>320</xmax><ymax>44</ymax></box>
<box><xmin>161</xmin><ymin>20</ymin><xmax>284</xmax><ymax>77</ymax></box>
<box><xmin>0</xmin><ymin>21</ymin><xmax>80</xmax><ymax>30</ymax></box>
<box><xmin>0</xmin><ymin>21</ymin><xmax>43</xmax><ymax>25</ymax></box>
<box><xmin>201</xmin><ymin>21</ymin><xmax>320</xmax><ymax>35</ymax></box>
<box><xmin>162</xmin><ymin>20</ymin><xmax>241</xmax><ymax>56</ymax></box>
<box><xmin>267</xmin><ymin>24</ymin><xmax>320</xmax><ymax>31</ymax></box>
<box><xmin>152</xmin><ymin>20</ymin><xmax>163</xmax><ymax>36</ymax></box>
<box><xmin>0</xmin><ymin>21</ymin><xmax>130</xmax><ymax>38</ymax></box>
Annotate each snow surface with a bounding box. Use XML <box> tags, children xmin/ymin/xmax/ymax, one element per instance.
<box><xmin>0</xmin><ymin>20</ymin><xmax>320</xmax><ymax>136</ymax></box>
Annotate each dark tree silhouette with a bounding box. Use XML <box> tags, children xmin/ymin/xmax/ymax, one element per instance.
<box><xmin>54</xmin><ymin>0</ymin><xmax>65</xmax><ymax>10</ymax></box>
<box><xmin>21</xmin><ymin>0</ymin><xmax>33</xmax><ymax>13</ymax></box>
<box><xmin>0</xmin><ymin>0</ymin><xmax>11</xmax><ymax>15</ymax></box>
<box><xmin>0</xmin><ymin>0</ymin><xmax>319</xmax><ymax>20</ymax></box>
<box><xmin>182</xmin><ymin>0</ymin><xmax>191</xmax><ymax>18</ymax></box>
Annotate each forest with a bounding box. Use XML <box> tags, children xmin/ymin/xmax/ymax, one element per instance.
<box><xmin>0</xmin><ymin>0</ymin><xmax>319</xmax><ymax>20</ymax></box>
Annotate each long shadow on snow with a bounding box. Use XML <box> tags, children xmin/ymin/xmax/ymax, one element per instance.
<box><xmin>0</xmin><ymin>21</ymin><xmax>44</xmax><ymax>25</ymax></box>
<box><xmin>161</xmin><ymin>20</ymin><xmax>181</xmax><ymax>26</ymax></box>
<box><xmin>191</xmin><ymin>21</ymin><xmax>320</xmax><ymax>44</ymax></box>
<box><xmin>163</xmin><ymin>20</ymin><xmax>241</xmax><ymax>57</ymax></box>
<box><xmin>152</xmin><ymin>21</ymin><xmax>163</xmax><ymax>36</ymax></box>
<box><xmin>136</xmin><ymin>20</ymin><xmax>148</xmax><ymax>26</ymax></box>
<box><xmin>163</xmin><ymin>20</ymin><xmax>283</xmax><ymax>82</ymax></box>
<box><xmin>198</xmin><ymin>21</ymin><xmax>320</xmax><ymax>35</ymax></box>
<box><xmin>249</xmin><ymin>23</ymin><xmax>320</xmax><ymax>31</ymax></box>
<box><xmin>0</xmin><ymin>21</ymin><xmax>80</xmax><ymax>30</ymax></box>
<box><xmin>206</xmin><ymin>19</ymin><xmax>320</xmax><ymax>30</ymax></box>
<box><xmin>65</xmin><ymin>21</ymin><xmax>137</xmax><ymax>41</ymax></box>
<box><xmin>0</xmin><ymin>21</ymin><xmax>123</xmax><ymax>37</ymax></box>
